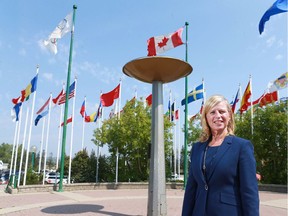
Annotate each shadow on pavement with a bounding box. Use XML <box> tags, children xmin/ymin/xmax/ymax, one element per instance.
<box><xmin>41</xmin><ymin>204</ymin><xmax>135</xmax><ymax>216</ymax></box>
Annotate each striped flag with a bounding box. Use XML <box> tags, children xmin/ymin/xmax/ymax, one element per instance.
<box><xmin>239</xmin><ymin>81</ymin><xmax>252</xmax><ymax>114</ymax></box>
<box><xmin>36</xmin><ymin>97</ymin><xmax>50</xmax><ymax>115</ymax></box>
<box><xmin>52</xmin><ymin>89</ymin><xmax>64</xmax><ymax>105</ymax></box>
<box><xmin>58</xmin><ymin>81</ymin><xmax>75</xmax><ymax>105</ymax></box>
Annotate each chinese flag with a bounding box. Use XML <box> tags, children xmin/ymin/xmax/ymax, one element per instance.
<box><xmin>100</xmin><ymin>84</ymin><xmax>120</xmax><ymax>107</ymax></box>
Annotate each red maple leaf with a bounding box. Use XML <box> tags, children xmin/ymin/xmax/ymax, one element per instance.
<box><xmin>158</xmin><ymin>37</ymin><xmax>169</xmax><ymax>48</ymax></box>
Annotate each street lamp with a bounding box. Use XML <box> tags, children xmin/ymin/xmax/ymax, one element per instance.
<box><xmin>31</xmin><ymin>145</ymin><xmax>37</xmax><ymax>171</ymax></box>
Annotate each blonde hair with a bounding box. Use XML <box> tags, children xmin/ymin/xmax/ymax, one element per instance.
<box><xmin>199</xmin><ymin>95</ymin><xmax>235</xmax><ymax>142</ymax></box>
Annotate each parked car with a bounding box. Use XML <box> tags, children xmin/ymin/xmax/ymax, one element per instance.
<box><xmin>168</xmin><ymin>174</ymin><xmax>184</xmax><ymax>182</ymax></box>
<box><xmin>45</xmin><ymin>175</ymin><xmax>68</xmax><ymax>184</ymax></box>
<box><xmin>0</xmin><ymin>176</ymin><xmax>8</xmax><ymax>185</ymax></box>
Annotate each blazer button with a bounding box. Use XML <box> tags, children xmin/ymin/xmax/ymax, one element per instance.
<box><xmin>205</xmin><ymin>184</ymin><xmax>208</xmax><ymax>190</ymax></box>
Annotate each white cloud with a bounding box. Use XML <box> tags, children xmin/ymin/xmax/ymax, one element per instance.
<box><xmin>277</xmin><ymin>39</ymin><xmax>284</xmax><ymax>48</ymax></box>
<box><xmin>275</xmin><ymin>54</ymin><xmax>283</xmax><ymax>60</ymax></box>
<box><xmin>266</xmin><ymin>36</ymin><xmax>276</xmax><ymax>47</ymax></box>
<box><xmin>42</xmin><ymin>72</ymin><xmax>53</xmax><ymax>81</ymax></box>
<box><xmin>38</xmin><ymin>39</ymin><xmax>46</xmax><ymax>52</ymax></box>
<box><xmin>76</xmin><ymin>61</ymin><xmax>120</xmax><ymax>84</ymax></box>
<box><xmin>18</xmin><ymin>48</ymin><xmax>26</xmax><ymax>56</ymax></box>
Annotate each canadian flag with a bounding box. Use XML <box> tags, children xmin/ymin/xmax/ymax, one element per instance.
<box><xmin>147</xmin><ymin>27</ymin><xmax>184</xmax><ymax>56</ymax></box>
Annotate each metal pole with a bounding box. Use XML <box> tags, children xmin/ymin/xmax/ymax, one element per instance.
<box><xmin>183</xmin><ymin>21</ymin><xmax>189</xmax><ymax>188</ymax></box>
<box><xmin>59</xmin><ymin>5</ymin><xmax>77</xmax><ymax>192</ymax></box>
<box><xmin>147</xmin><ymin>81</ymin><xmax>167</xmax><ymax>216</ymax></box>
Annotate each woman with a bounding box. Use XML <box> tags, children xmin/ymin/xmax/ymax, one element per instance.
<box><xmin>182</xmin><ymin>95</ymin><xmax>259</xmax><ymax>216</ymax></box>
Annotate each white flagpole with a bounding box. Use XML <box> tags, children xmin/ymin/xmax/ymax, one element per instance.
<box><xmin>56</xmin><ymin>83</ymin><xmax>65</xmax><ymax>170</ymax></box>
<box><xmin>239</xmin><ymin>84</ymin><xmax>243</xmax><ymax>116</ymax></box>
<box><xmin>250</xmin><ymin>75</ymin><xmax>254</xmax><ymax>135</ymax></box>
<box><xmin>169</xmin><ymin>90</ymin><xmax>172</xmax><ymax>170</ymax></box>
<box><xmin>177</xmin><ymin>107</ymin><xmax>181</xmax><ymax>178</ymax></box>
<box><xmin>118</xmin><ymin>80</ymin><xmax>122</xmax><ymax>119</ymax></box>
<box><xmin>42</xmin><ymin>94</ymin><xmax>52</xmax><ymax>185</ymax></box>
<box><xmin>38</xmin><ymin>117</ymin><xmax>46</xmax><ymax>173</ymax></box>
<box><xmin>96</xmin><ymin>115</ymin><xmax>101</xmax><ymax>183</ymax></box>
<box><xmin>18</xmin><ymin>107</ymin><xmax>29</xmax><ymax>187</ymax></box>
<box><xmin>23</xmin><ymin>65</ymin><xmax>39</xmax><ymax>186</ymax></box>
<box><xmin>68</xmin><ymin>78</ymin><xmax>77</xmax><ymax>184</ymax></box>
<box><xmin>56</xmin><ymin>104</ymin><xmax>63</xmax><ymax>170</ymax></box>
<box><xmin>13</xmin><ymin>106</ymin><xmax>23</xmax><ymax>186</ymax></box>
<box><xmin>202</xmin><ymin>78</ymin><xmax>206</xmax><ymax>102</ymax></box>
<box><xmin>81</xmin><ymin>96</ymin><xmax>86</xmax><ymax>150</ymax></box>
<box><xmin>9</xmin><ymin>119</ymin><xmax>19</xmax><ymax>178</ymax></box>
<box><xmin>115</xmin><ymin>80</ymin><xmax>122</xmax><ymax>184</ymax></box>
<box><xmin>173</xmin><ymin>100</ymin><xmax>177</xmax><ymax>177</ymax></box>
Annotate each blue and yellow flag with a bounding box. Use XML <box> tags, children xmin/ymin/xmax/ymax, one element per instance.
<box><xmin>181</xmin><ymin>83</ymin><xmax>204</xmax><ymax>106</ymax></box>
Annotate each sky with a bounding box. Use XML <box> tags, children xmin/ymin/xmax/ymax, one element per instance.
<box><xmin>0</xmin><ymin>0</ymin><xmax>287</xmax><ymax>160</ymax></box>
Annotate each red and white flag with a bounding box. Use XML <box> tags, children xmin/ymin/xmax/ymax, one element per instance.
<box><xmin>147</xmin><ymin>27</ymin><xmax>184</xmax><ymax>56</ymax></box>
<box><xmin>58</xmin><ymin>81</ymin><xmax>76</xmax><ymax>105</ymax></box>
<box><xmin>52</xmin><ymin>89</ymin><xmax>64</xmax><ymax>105</ymax></box>
<box><xmin>146</xmin><ymin>94</ymin><xmax>152</xmax><ymax>106</ymax></box>
<box><xmin>60</xmin><ymin>116</ymin><xmax>73</xmax><ymax>127</ymax></box>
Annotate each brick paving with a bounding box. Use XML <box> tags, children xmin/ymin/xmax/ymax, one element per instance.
<box><xmin>0</xmin><ymin>185</ymin><xmax>287</xmax><ymax>215</ymax></box>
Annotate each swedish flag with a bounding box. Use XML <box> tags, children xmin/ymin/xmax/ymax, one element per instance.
<box><xmin>181</xmin><ymin>83</ymin><xmax>204</xmax><ymax>106</ymax></box>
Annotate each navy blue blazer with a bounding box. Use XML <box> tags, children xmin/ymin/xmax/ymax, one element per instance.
<box><xmin>182</xmin><ymin>135</ymin><xmax>259</xmax><ymax>216</ymax></box>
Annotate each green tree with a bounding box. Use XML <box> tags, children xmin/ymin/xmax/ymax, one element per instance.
<box><xmin>235</xmin><ymin>102</ymin><xmax>287</xmax><ymax>184</ymax></box>
<box><xmin>87</xmin><ymin>150</ymin><xmax>97</xmax><ymax>182</ymax></box>
<box><xmin>93</xmin><ymin>99</ymin><xmax>173</xmax><ymax>182</ymax></box>
<box><xmin>97</xmin><ymin>154</ymin><xmax>114</xmax><ymax>182</ymax></box>
<box><xmin>0</xmin><ymin>143</ymin><xmax>13</xmax><ymax>165</ymax></box>
<box><xmin>71</xmin><ymin>149</ymin><xmax>90</xmax><ymax>183</ymax></box>
<box><xmin>187</xmin><ymin>114</ymin><xmax>202</xmax><ymax>147</ymax></box>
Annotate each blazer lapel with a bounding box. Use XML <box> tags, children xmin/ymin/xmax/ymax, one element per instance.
<box><xmin>207</xmin><ymin>135</ymin><xmax>233</xmax><ymax>182</ymax></box>
<box><xmin>198</xmin><ymin>141</ymin><xmax>208</xmax><ymax>183</ymax></box>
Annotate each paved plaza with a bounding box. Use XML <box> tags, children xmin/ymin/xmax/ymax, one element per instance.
<box><xmin>0</xmin><ymin>185</ymin><xmax>287</xmax><ymax>215</ymax></box>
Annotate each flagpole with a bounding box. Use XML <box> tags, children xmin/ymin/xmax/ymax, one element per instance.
<box><xmin>13</xmin><ymin>105</ymin><xmax>23</xmax><ymax>186</ymax></box>
<box><xmin>9</xmin><ymin>120</ymin><xmax>18</xmax><ymax>179</ymax></box>
<box><xmin>56</xmin><ymin>84</ymin><xmax>65</xmax><ymax>170</ymax></box>
<box><xmin>250</xmin><ymin>75</ymin><xmax>254</xmax><ymax>135</ymax></box>
<box><xmin>173</xmin><ymin>100</ymin><xmax>177</xmax><ymax>177</ymax></box>
<box><xmin>169</xmin><ymin>91</ymin><xmax>172</xmax><ymax>169</ymax></box>
<box><xmin>81</xmin><ymin>96</ymin><xmax>86</xmax><ymax>150</ymax></box>
<box><xmin>96</xmin><ymin>116</ymin><xmax>101</xmax><ymax>183</ymax></box>
<box><xmin>96</xmin><ymin>103</ymin><xmax>104</xmax><ymax>183</ymax></box>
<box><xmin>38</xmin><ymin>117</ymin><xmax>46</xmax><ymax>173</ymax></box>
<box><xmin>17</xmin><ymin>107</ymin><xmax>29</xmax><ymax>187</ymax></box>
<box><xmin>183</xmin><ymin>21</ymin><xmax>189</xmax><ymax>188</ymax></box>
<box><xmin>115</xmin><ymin>80</ymin><xmax>122</xmax><ymax>184</ymax></box>
<box><xmin>42</xmin><ymin>94</ymin><xmax>52</xmax><ymax>185</ymax></box>
<box><xmin>59</xmin><ymin>5</ymin><xmax>77</xmax><ymax>192</ymax></box>
<box><xmin>177</xmin><ymin>107</ymin><xmax>181</xmax><ymax>178</ymax></box>
<box><xmin>23</xmin><ymin>65</ymin><xmax>39</xmax><ymax>186</ymax></box>
<box><xmin>68</xmin><ymin>78</ymin><xmax>77</xmax><ymax>184</ymax></box>
<box><xmin>56</xmin><ymin>105</ymin><xmax>63</xmax><ymax>170</ymax></box>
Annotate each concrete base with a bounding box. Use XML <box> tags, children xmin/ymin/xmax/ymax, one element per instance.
<box><xmin>6</xmin><ymin>183</ymin><xmax>287</xmax><ymax>194</ymax></box>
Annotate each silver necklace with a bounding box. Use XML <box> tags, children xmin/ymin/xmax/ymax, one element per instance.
<box><xmin>202</xmin><ymin>144</ymin><xmax>221</xmax><ymax>177</ymax></box>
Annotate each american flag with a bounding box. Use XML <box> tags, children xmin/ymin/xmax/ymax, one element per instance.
<box><xmin>58</xmin><ymin>81</ymin><xmax>76</xmax><ymax>105</ymax></box>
